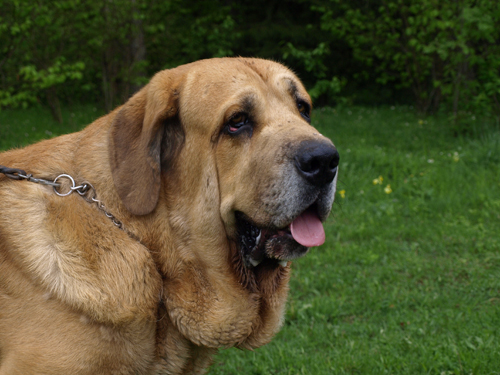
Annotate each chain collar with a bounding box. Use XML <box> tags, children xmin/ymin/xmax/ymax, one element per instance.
<box><xmin>0</xmin><ymin>165</ymin><xmax>142</xmax><ymax>244</ymax></box>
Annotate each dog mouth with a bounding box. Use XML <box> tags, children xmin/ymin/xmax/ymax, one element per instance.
<box><xmin>235</xmin><ymin>205</ymin><xmax>325</xmax><ymax>268</ymax></box>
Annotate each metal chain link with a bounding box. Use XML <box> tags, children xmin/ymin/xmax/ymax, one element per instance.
<box><xmin>1</xmin><ymin>165</ymin><xmax>141</xmax><ymax>243</ymax></box>
<box><xmin>53</xmin><ymin>174</ymin><xmax>125</xmax><ymax>229</ymax></box>
<box><xmin>0</xmin><ymin>165</ymin><xmax>61</xmax><ymax>187</ymax></box>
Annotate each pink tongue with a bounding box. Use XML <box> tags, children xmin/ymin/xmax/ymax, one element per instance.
<box><xmin>290</xmin><ymin>210</ymin><xmax>325</xmax><ymax>247</ymax></box>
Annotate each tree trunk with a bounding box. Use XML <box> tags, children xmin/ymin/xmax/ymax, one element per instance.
<box><xmin>130</xmin><ymin>0</ymin><xmax>146</xmax><ymax>96</ymax></box>
<box><xmin>46</xmin><ymin>86</ymin><xmax>63</xmax><ymax>124</ymax></box>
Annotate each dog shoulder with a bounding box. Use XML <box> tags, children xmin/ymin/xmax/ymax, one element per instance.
<box><xmin>0</xmin><ymin>177</ymin><xmax>161</xmax><ymax>325</ymax></box>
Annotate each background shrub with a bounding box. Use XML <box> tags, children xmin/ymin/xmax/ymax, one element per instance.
<box><xmin>0</xmin><ymin>0</ymin><xmax>499</xmax><ymax>126</ymax></box>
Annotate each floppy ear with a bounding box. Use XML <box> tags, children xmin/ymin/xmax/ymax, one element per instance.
<box><xmin>108</xmin><ymin>70</ymin><xmax>184</xmax><ymax>215</ymax></box>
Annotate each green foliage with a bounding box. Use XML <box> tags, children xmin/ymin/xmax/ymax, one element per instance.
<box><xmin>178</xmin><ymin>9</ymin><xmax>239</xmax><ymax>61</ymax></box>
<box><xmin>284</xmin><ymin>42</ymin><xmax>345</xmax><ymax>103</ymax></box>
<box><xmin>0</xmin><ymin>0</ymin><xmax>245</xmax><ymax>116</ymax></box>
<box><xmin>308</xmin><ymin>77</ymin><xmax>345</xmax><ymax>104</ymax></box>
<box><xmin>1</xmin><ymin>0</ymin><xmax>499</xmax><ymax>124</ymax></box>
<box><xmin>0</xmin><ymin>0</ymin><xmax>88</xmax><ymax>119</ymax></box>
<box><xmin>284</xmin><ymin>42</ymin><xmax>331</xmax><ymax>78</ymax></box>
<box><xmin>0</xmin><ymin>59</ymin><xmax>84</xmax><ymax>108</ymax></box>
<box><xmin>317</xmin><ymin>0</ymin><xmax>500</xmax><ymax>119</ymax></box>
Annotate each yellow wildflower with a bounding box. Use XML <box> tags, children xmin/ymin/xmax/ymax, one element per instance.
<box><xmin>339</xmin><ymin>190</ymin><xmax>346</xmax><ymax>199</ymax></box>
<box><xmin>418</xmin><ymin>119</ymin><xmax>424</xmax><ymax>125</ymax></box>
<box><xmin>384</xmin><ymin>184</ymin><xmax>392</xmax><ymax>194</ymax></box>
<box><xmin>453</xmin><ymin>152</ymin><xmax>459</xmax><ymax>162</ymax></box>
<box><xmin>373</xmin><ymin>176</ymin><xmax>383</xmax><ymax>185</ymax></box>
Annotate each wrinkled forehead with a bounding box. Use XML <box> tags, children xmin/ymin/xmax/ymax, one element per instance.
<box><xmin>182</xmin><ymin>59</ymin><xmax>310</xmax><ymax>106</ymax></box>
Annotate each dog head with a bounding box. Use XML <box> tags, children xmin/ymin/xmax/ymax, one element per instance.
<box><xmin>109</xmin><ymin>57</ymin><xmax>338</xmax><ymax>271</ymax></box>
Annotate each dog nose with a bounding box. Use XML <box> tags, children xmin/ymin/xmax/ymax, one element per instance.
<box><xmin>294</xmin><ymin>140</ymin><xmax>339</xmax><ymax>187</ymax></box>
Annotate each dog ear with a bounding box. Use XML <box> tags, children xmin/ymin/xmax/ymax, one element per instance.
<box><xmin>108</xmin><ymin>70</ymin><xmax>184</xmax><ymax>215</ymax></box>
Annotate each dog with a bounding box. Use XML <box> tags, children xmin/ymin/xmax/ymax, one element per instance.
<box><xmin>0</xmin><ymin>58</ymin><xmax>339</xmax><ymax>374</ymax></box>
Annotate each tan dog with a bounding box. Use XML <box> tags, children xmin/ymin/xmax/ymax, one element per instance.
<box><xmin>0</xmin><ymin>58</ymin><xmax>339</xmax><ymax>374</ymax></box>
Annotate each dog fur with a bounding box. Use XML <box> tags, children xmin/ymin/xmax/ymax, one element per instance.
<box><xmin>0</xmin><ymin>58</ymin><xmax>338</xmax><ymax>374</ymax></box>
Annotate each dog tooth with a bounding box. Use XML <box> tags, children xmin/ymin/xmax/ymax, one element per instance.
<box><xmin>279</xmin><ymin>260</ymin><xmax>288</xmax><ymax>267</ymax></box>
<box><xmin>249</xmin><ymin>258</ymin><xmax>262</xmax><ymax>267</ymax></box>
<box><xmin>255</xmin><ymin>230</ymin><xmax>262</xmax><ymax>245</ymax></box>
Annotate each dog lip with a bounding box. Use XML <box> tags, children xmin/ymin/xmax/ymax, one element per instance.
<box><xmin>235</xmin><ymin>205</ymin><xmax>319</xmax><ymax>268</ymax></box>
<box><xmin>247</xmin><ymin>228</ymin><xmax>297</xmax><ymax>267</ymax></box>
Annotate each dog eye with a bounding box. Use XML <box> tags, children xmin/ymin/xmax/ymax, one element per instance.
<box><xmin>297</xmin><ymin>101</ymin><xmax>310</xmax><ymax>122</ymax></box>
<box><xmin>227</xmin><ymin>113</ymin><xmax>249</xmax><ymax>133</ymax></box>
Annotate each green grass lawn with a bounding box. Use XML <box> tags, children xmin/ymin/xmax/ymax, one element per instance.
<box><xmin>0</xmin><ymin>104</ymin><xmax>105</xmax><ymax>150</ymax></box>
<box><xmin>1</xmin><ymin>105</ymin><xmax>499</xmax><ymax>374</ymax></box>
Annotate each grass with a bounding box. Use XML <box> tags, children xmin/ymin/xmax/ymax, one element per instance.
<box><xmin>0</xmin><ymin>104</ymin><xmax>105</xmax><ymax>150</ymax></box>
<box><xmin>1</xmin><ymin>105</ymin><xmax>500</xmax><ymax>374</ymax></box>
